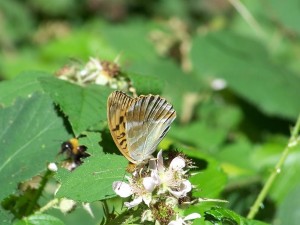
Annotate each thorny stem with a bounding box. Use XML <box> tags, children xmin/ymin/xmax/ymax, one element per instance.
<box><xmin>247</xmin><ymin>114</ymin><xmax>300</xmax><ymax>219</ymax></box>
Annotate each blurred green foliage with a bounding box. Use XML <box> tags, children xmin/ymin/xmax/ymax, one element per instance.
<box><xmin>1</xmin><ymin>0</ymin><xmax>300</xmax><ymax>224</ymax></box>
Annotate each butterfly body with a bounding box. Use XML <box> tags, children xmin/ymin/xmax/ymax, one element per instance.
<box><xmin>107</xmin><ymin>91</ymin><xmax>176</xmax><ymax>164</ymax></box>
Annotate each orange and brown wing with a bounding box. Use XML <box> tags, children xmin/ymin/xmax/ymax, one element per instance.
<box><xmin>107</xmin><ymin>91</ymin><xmax>136</xmax><ymax>163</ymax></box>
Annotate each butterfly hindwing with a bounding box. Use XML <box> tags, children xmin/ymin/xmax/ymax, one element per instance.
<box><xmin>125</xmin><ymin>94</ymin><xmax>176</xmax><ymax>163</ymax></box>
<box><xmin>107</xmin><ymin>91</ymin><xmax>136</xmax><ymax>162</ymax></box>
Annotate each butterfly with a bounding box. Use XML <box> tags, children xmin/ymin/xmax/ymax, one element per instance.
<box><xmin>107</xmin><ymin>91</ymin><xmax>176</xmax><ymax>165</ymax></box>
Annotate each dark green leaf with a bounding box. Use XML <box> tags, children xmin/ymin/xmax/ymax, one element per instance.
<box><xmin>0</xmin><ymin>71</ymin><xmax>49</xmax><ymax>107</ymax></box>
<box><xmin>0</xmin><ymin>93</ymin><xmax>70</xmax><ymax>201</ymax></box>
<box><xmin>39</xmin><ymin>77</ymin><xmax>112</xmax><ymax>136</ymax></box>
<box><xmin>204</xmin><ymin>207</ymin><xmax>269</xmax><ymax>225</ymax></box>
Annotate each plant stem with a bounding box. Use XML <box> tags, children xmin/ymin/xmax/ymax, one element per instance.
<box><xmin>228</xmin><ymin>0</ymin><xmax>266</xmax><ymax>39</ymax></box>
<box><xmin>25</xmin><ymin>169</ymin><xmax>52</xmax><ymax>216</ymax></box>
<box><xmin>38</xmin><ymin>198</ymin><xmax>59</xmax><ymax>214</ymax></box>
<box><xmin>247</xmin><ymin>114</ymin><xmax>300</xmax><ymax>219</ymax></box>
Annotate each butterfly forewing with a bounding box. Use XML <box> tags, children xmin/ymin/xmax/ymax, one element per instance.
<box><xmin>107</xmin><ymin>91</ymin><xmax>136</xmax><ymax>162</ymax></box>
<box><xmin>125</xmin><ymin>95</ymin><xmax>176</xmax><ymax>163</ymax></box>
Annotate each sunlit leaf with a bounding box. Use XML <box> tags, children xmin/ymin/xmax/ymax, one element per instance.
<box><xmin>56</xmin><ymin>154</ymin><xmax>127</xmax><ymax>202</ymax></box>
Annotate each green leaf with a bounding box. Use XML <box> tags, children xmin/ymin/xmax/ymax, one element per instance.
<box><xmin>14</xmin><ymin>214</ymin><xmax>64</xmax><ymax>225</ymax></box>
<box><xmin>55</xmin><ymin>154</ymin><xmax>128</xmax><ymax>202</ymax></box>
<box><xmin>252</xmin><ymin>136</ymin><xmax>300</xmax><ymax>203</ymax></box>
<box><xmin>267</xmin><ymin>0</ymin><xmax>300</xmax><ymax>34</ymax></box>
<box><xmin>177</xmin><ymin>144</ymin><xmax>227</xmax><ymax>198</ymax></box>
<box><xmin>191</xmin><ymin>31</ymin><xmax>300</xmax><ymax>120</ymax></box>
<box><xmin>48</xmin><ymin>201</ymin><xmax>106</xmax><ymax>225</ymax></box>
<box><xmin>218</xmin><ymin>136</ymin><xmax>255</xmax><ymax>174</ymax></box>
<box><xmin>39</xmin><ymin>77</ymin><xmax>112</xmax><ymax>136</ymax></box>
<box><xmin>0</xmin><ymin>208</ymin><xmax>13</xmax><ymax>225</ymax></box>
<box><xmin>171</xmin><ymin>121</ymin><xmax>228</xmax><ymax>152</ymax></box>
<box><xmin>197</xmin><ymin>102</ymin><xmax>243</xmax><ymax>131</ymax></box>
<box><xmin>0</xmin><ymin>93</ymin><xmax>70</xmax><ymax>202</ymax></box>
<box><xmin>127</xmin><ymin>72</ymin><xmax>163</xmax><ymax>95</ymax></box>
<box><xmin>204</xmin><ymin>207</ymin><xmax>269</xmax><ymax>225</ymax></box>
<box><xmin>269</xmin><ymin>148</ymin><xmax>300</xmax><ymax>203</ymax></box>
<box><xmin>276</xmin><ymin>184</ymin><xmax>300</xmax><ymax>225</ymax></box>
<box><xmin>0</xmin><ymin>71</ymin><xmax>49</xmax><ymax>107</ymax></box>
<box><xmin>79</xmin><ymin>132</ymin><xmax>104</xmax><ymax>156</ymax></box>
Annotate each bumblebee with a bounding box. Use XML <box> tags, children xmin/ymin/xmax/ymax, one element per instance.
<box><xmin>59</xmin><ymin>138</ymin><xmax>89</xmax><ymax>165</ymax></box>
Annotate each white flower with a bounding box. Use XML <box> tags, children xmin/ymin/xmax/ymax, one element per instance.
<box><xmin>168</xmin><ymin>213</ymin><xmax>201</xmax><ymax>225</ymax></box>
<box><xmin>82</xmin><ymin>203</ymin><xmax>94</xmax><ymax>218</ymax></box>
<box><xmin>141</xmin><ymin>209</ymin><xmax>154</xmax><ymax>222</ymax></box>
<box><xmin>59</xmin><ymin>198</ymin><xmax>76</xmax><ymax>214</ymax></box>
<box><xmin>112</xmin><ymin>176</ymin><xmax>154</xmax><ymax>209</ymax></box>
<box><xmin>48</xmin><ymin>162</ymin><xmax>58</xmax><ymax>172</ymax></box>
<box><xmin>112</xmin><ymin>181</ymin><xmax>133</xmax><ymax>198</ymax></box>
<box><xmin>168</xmin><ymin>180</ymin><xmax>192</xmax><ymax>198</ymax></box>
<box><xmin>211</xmin><ymin>78</ymin><xmax>227</xmax><ymax>91</ymax></box>
<box><xmin>150</xmin><ymin>150</ymin><xmax>191</xmax><ymax>198</ymax></box>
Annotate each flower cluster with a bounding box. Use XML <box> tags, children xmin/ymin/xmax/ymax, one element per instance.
<box><xmin>55</xmin><ymin>57</ymin><xmax>136</xmax><ymax>94</ymax></box>
<box><xmin>113</xmin><ymin>150</ymin><xmax>201</xmax><ymax>225</ymax></box>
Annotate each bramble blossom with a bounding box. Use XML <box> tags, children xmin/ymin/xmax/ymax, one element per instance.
<box><xmin>112</xmin><ymin>150</ymin><xmax>201</xmax><ymax>224</ymax></box>
<box><xmin>168</xmin><ymin>213</ymin><xmax>201</xmax><ymax>225</ymax></box>
<box><xmin>113</xmin><ymin>175</ymin><xmax>155</xmax><ymax>209</ymax></box>
<box><xmin>149</xmin><ymin>150</ymin><xmax>192</xmax><ymax>198</ymax></box>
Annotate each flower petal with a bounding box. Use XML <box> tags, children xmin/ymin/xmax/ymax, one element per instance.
<box><xmin>141</xmin><ymin>209</ymin><xmax>154</xmax><ymax>222</ymax></box>
<box><xmin>168</xmin><ymin>217</ymin><xmax>184</xmax><ymax>225</ymax></box>
<box><xmin>124</xmin><ymin>196</ymin><xmax>143</xmax><ymax>208</ymax></box>
<box><xmin>112</xmin><ymin>181</ymin><xmax>132</xmax><ymax>198</ymax></box>
<box><xmin>169</xmin><ymin>180</ymin><xmax>192</xmax><ymax>198</ymax></box>
<box><xmin>184</xmin><ymin>213</ymin><xmax>201</xmax><ymax>221</ymax></box>
<box><xmin>142</xmin><ymin>193</ymin><xmax>152</xmax><ymax>207</ymax></box>
<box><xmin>143</xmin><ymin>177</ymin><xmax>157</xmax><ymax>192</ymax></box>
<box><xmin>157</xmin><ymin>150</ymin><xmax>164</xmax><ymax>172</ymax></box>
<box><xmin>182</xmin><ymin>180</ymin><xmax>192</xmax><ymax>193</ymax></box>
<box><xmin>170</xmin><ymin>156</ymin><xmax>185</xmax><ymax>171</ymax></box>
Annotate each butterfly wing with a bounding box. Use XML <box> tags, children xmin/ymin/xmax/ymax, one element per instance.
<box><xmin>125</xmin><ymin>94</ymin><xmax>176</xmax><ymax>163</ymax></box>
<box><xmin>107</xmin><ymin>91</ymin><xmax>136</xmax><ymax>163</ymax></box>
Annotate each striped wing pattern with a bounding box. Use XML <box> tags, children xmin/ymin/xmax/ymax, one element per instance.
<box><xmin>107</xmin><ymin>91</ymin><xmax>135</xmax><ymax>162</ymax></box>
<box><xmin>126</xmin><ymin>95</ymin><xmax>176</xmax><ymax>163</ymax></box>
<box><xmin>107</xmin><ymin>91</ymin><xmax>176</xmax><ymax>164</ymax></box>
